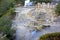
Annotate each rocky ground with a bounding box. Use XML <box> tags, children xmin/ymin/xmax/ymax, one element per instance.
<box><xmin>13</xmin><ymin>5</ymin><xmax>60</xmax><ymax>40</ymax></box>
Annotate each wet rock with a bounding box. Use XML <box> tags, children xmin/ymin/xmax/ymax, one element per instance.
<box><xmin>42</xmin><ymin>25</ymin><xmax>50</xmax><ymax>29</ymax></box>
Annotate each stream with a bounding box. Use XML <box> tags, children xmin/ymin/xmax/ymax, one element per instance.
<box><xmin>13</xmin><ymin>7</ymin><xmax>60</xmax><ymax>40</ymax></box>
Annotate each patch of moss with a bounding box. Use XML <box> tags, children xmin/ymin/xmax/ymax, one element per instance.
<box><xmin>39</xmin><ymin>32</ymin><xmax>60</xmax><ymax>40</ymax></box>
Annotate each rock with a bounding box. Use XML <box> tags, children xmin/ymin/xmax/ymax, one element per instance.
<box><xmin>42</xmin><ymin>25</ymin><xmax>50</xmax><ymax>29</ymax></box>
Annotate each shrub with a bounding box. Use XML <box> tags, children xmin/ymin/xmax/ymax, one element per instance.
<box><xmin>0</xmin><ymin>0</ymin><xmax>16</xmax><ymax>16</ymax></box>
<box><xmin>0</xmin><ymin>0</ymin><xmax>15</xmax><ymax>40</ymax></box>
<box><xmin>31</xmin><ymin>0</ymin><xmax>52</xmax><ymax>4</ymax></box>
<box><xmin>0</xmin><ymin>7</ymin><xmax>15</xmax><ymax>40</ymax></box>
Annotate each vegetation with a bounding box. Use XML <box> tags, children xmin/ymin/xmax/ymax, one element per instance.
<box><xmin>31</xmin><ymin>0</ymin><xmax>52</xmax><ymax>4</ymax></box>
<box><xmin>15</xmin><ymin>0</ymin><xmax>25</xmax><ymax>5</ymax></box>
<box><xmin>13</xmin><ymin>0</ymin><xmax>53</xmax><ymax>5</ymax></box>
<box><xmin>55</xmin><ymin>3</ymin><xmax>60</xmax><ymax>16</ymax></box>
<box><xmin>0</xmin><ymin>0</ymin><xmax>16</xmax><ymax>40</ymax></box>
<box><xmin>0</xmin><ymin>0</ymin><xmax>16</xmax><ymax>16</ymax></box>
<box><xmin>39</xmin><ymin>32</ymin><xmax>60</xmax><ymax>40</ymax></box>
